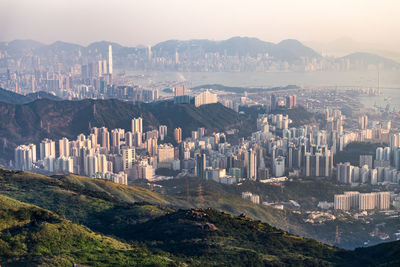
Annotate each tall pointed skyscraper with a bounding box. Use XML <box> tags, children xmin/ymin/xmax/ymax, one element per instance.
<box><xmin>108</xmin><ymin>45</ymin><xmax>113</xmax><ymax>74</ymax></box>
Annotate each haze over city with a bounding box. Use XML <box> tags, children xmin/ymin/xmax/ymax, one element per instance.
<box><xmin>1</xmin><ymin>1</ymin><xmax>400</xmax><ymax>266</ymax></box>
<box><xmin>1</xmin><ymin>0</ymin><xmax>400</xmax><ymax>51</ymax></box>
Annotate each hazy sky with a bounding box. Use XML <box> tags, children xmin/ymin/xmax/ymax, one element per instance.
<box><xmin>1</xmin><ymin>0</ymin><xmax>399</xmax><ymax>47</ymax></box>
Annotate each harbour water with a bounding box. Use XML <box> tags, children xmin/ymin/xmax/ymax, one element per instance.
<box><xmin>120</xmin><ymin>70</ymin><xmax>400</xmax><ymax>110</ymax></box>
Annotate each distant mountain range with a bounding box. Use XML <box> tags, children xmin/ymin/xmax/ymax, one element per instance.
<box><xmin>1</xmin><ymin>37</ymin><xmax>399</xmax><ymax>69</ymax></box>
<box><xmin>151</xmin><ymin>37</ymin><xmax>321</xmax><ymax>62</ymax></box>
<box><xmin>305</xmin><ymin>37</ymin><xmax>400</xmax><ymax>62</ymax></box>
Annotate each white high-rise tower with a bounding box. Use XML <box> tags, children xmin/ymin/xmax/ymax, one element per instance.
<box><xmin>108</xmin><ymin>45</ymin><xmax>113</xmax><ymax>74</ymax></box>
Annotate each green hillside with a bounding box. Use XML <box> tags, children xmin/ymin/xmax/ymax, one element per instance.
<box><xmin>0</xmin><ymin>169</ymin><xmax>296</xmax><ymax>242</ymax></box>
<box><xmin>0</xmin><ymin>194</ymin><xmax>176</xmax><ymax>266</ymax></box>
<box><xmin>0</xmin><ymin>99</ymin><xmax>241</xmax><ymax>163</ymax></box>
<box><xmin>132</xmin><ymin>208</ymin><xmax>344</xmax><ymax>266</ymax></box>
<box><xmin>1</xmin><ymin>169</ymin><xmax>400</xmax><ymax>266</ymax></box>
<box><xmin>147</xmin><ymin>176</ymin><xmax>400</xmax><ymax>250</ymax></box>
<box><xmin>0</xmin><ymin>169</ymin><xmax>189</xmax><ymax>239</ymax></box>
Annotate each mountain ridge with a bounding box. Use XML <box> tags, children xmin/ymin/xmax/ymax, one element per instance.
<box><xmin>0</xmin><ymin>88</ymin><xmax>60</xmax><ymax>105</ymax></box>
<box><xmin>2</xmin><ymin>37</ymin><xmax>398</xmax><ymax>70</ymax></box>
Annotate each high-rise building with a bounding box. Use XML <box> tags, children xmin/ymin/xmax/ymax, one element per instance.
<box><xmin>40</xmin><ymin>138</ymin><xmax>56</xmax><ymax>160</ymax></box>
<box><xmin>14</xmin><ymin>144</ymin><xmax>36</xmax><ymax>171</ymax></box>
<box><xmin>132</xmin><ymin>117</ymin><xmax>143</xmax><ymax>134</ymax></box>
<box><xmin>111</xmin><ymin>129</ymin><xmax>121</xmax><ymax>152</ymax></box>
<box><xmin>122</xmin><ymin>147</ymin><xmax>135</xmax><ymax>170</ymax></box>
<box><xmin>98</xmin><ymin>127</ymin><xmax>110</xmax><ymax>151</ymax></box>
<box><xmin>146</xmin><ymin>137</ymin><xmax>158</xmax><ymax>156</ymax></box>
<box><xmin>84</xmin><ymin>154</ymin><xmax>98</xmax><ymax>177</ymax></box>
<box><xmin>174</xmin><ymin>128</ymin><xmax>182</xmax><ymax>143</ymax></box>
<box><xmin>376</xmin><ymin>147</ymin><xmax>384</xmax><ymax>161</ymax></box>
<box><xmin>370</xmin><ymin>169</ymin><xmax>378</xmax><ymax>185</ymax></box>
<box><xmin>358</xmin><ymin>115</ymin><xmax>368</xmax><ymax>130</ymax></box>
<box><xmin>390</xmin><ymin>133</ymin><xmax>400</xmax><ymax>150</ymax></box>
<box><xmin>133</xmin><ymin>132</ymin><xmax>142</xmax><ymax>147</ymax></box>
<box><xmin>271</xmin><ymin>94</ymin><xmax>277</xmax><ymax>110</ymax></box>
<box><xmin>273</xmin><ymin>156</ymin><xmax>285</xmax><ymax>177</ymax></box>
<box><xmin>376</xmin><ymin>192</ymin><xmax>390</xmax><ymax>210</ymax></box>
<box><xmin>359</xmin><ymin>193</ymin><xmax>377</xmax><ymax>210</ymax></box>
<box><xmin>337</xmin><ymin>162</ymin><xmax>353</xmax><ymax>184</ymax></box>
<box><xmin>146</xmin><ymin>130</ymin><xmax>159</xmax><ymax>141</ymax></box>
<box><xmin>285</xmin><ymin>95</ymin><xmax>297</xmax><ymax>109</ymax></box>
<box><xmin>158</xmin><ymin>144</ymin><xmax>175</xmax><ymax>168</ymax></box>
<box><xmin>174</xmin><ymin>85</ymin><xmax>186</xmax><ymax>96</ymax></box>
<box><xmin>247</xmin><ymin>149</ymin><xmax>257</xmax><ymax>180</ymax></box>
<box><xmin>196</xmin><ymin>153</ymin><xmax>206</xmax><ymax>178</ymax></box>
<box><xmin>198</xmin><ymin>127</ymin><xmax>205</xmax><ymax>138</ymax></box>
<box><xmin>394</xmin><ymin>147</ymin><xmax>400</xmax><ymax>170</ymax></box>
<box><xmin>334</xmin><ymin>194</ymin><xmax>350</xmax><ymax>210</ymax></box>
<box><xmin>194</xmin><ymin>90</ymin><xmax>218</xmax><ymax>107</ymax></box>
<box><xmin>59</xmin><ymin>137</ymin><xmax>70</xmax><ymax>157</ymax></box>
<box><xmin>360</xmin><ymin>155</ymin><xmax>373</xmax><ymax>169</ymax></box>
<box><xmin>147</xmin><ymin>46</ymin><xmax>152</xmax><ymax>61</ymax></box>
<box><xmin>55</xmin><ymin>156</ymin><xmax>74</xmax><ymax>173</ymax></box>
<box><xmin>344</xmin><ymin>191</ymin><xmax>360</xmax><ymax>209</ymax></box>
<box><xmin>125</xmin><ymin>131</ymin><xmax>133</xmax><ymax>148</ymax></box>
<box><xmin>108</xmin><ymin>45</ymin><xmax>113</xmax><ymax>74</ymax></box>
<box><xmin>44</xmin><ymin>156</ymin><xmax>55</xmax><ymax>172</ymax></box>
<box><xmin>334</xmin><ymin>191</ymin><xmax>390</xmax><ymax>210</ymax></box>
<box><xmin>159</xmin><ymin>125</ymin><xmax>167</xmax><ymax>141</ymax></box>
<box><xmin>383</xmin><ymin>147</ymin><xmax>391</xmax><ymax>161</ymax></box>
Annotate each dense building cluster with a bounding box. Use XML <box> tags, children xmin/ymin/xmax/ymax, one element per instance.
<box><xmin>336</xmin><ymin>134</ymin><xmax>400</xmax><ymax>185</ymax></box>
<box><xmin>334</xmin><ymin>191</ymin><xmax>390</xmax><ymax>211</ymax></box>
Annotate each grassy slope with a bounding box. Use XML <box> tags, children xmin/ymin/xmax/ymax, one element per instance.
<box><xmin>0</xmin><ymin>169</ymin><xmax>191</xmax><ymax>239</ymax></box>
<box><xmin>0</xmin><ymin>169</ymin><xmax>399</xmax><ymax>266</ymax></box>
<box><xmin>0</xmin><ymin>169</ymin><xmax>305</xmax><ymax>239</ymax></box>
<box><xmin>132</xmin><ymin>208</ymin><xmax>345</xmax><ymax>266</ymax></box>
<box><xmin>151</xmin><ymin>176</ymin><xmax>399</xmax><ymax>249</ymax></box>
<box><xmin>0</xmin><ymin>193</ymin><xmax>345</xmax><ymax>266</ymax></box>
<box><xmin>0</xmin><ymin>194</ymin><xmax>176</xmax><ymax>266</ymax></box>
<box><xmin>2</xmin><ymin>169</ymin><xmax>394</xmax><ymax>251</ymax></box>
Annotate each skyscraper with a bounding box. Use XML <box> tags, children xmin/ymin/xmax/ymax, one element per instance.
<box><xmin>174</xmin><ymin>128</ymin><xmax>182</xmax><ymax>143</ymax></box>
<box><xmin>196</xmin><ymin>153</ymin><xmax>206</xmax><ymax>178</ymax></box>
<box><xmin>132</xmin><ymin>117</ymin><xmax>143</xmax><ymax>134</ymax></box>
<box><xmin>376</xmin><ymin>147</ymin><xmax>384</xmax><ymax>161</ymax></box>
<box><xmin>285</xmin><ymin>95</ymin><xmax>297</xmax><ymax>109</ymax></box>
<box><xmin>271</xmin><ymin>94</ymin><xmax>277</xmax><ymax>110</ymax></box>
<box><xmin>273</xmin><ymin>156</ymin><xmax>285</xmax><ymax>177</ymax></box>
<box><xmin>147</xmin><ymin>46</ymin><xmax>152</xmax><ymax>61</ymax></box>
<box><xmin>40</xmin><ymin>138</ymin><xmax>56</xmax><ymax>160</ymax></box>
<box><xmin>159</xmin><ymin>125</ymin><xmax>167</xmax><ymax>141</ymax></box>
<box><xmin>359</xmin><ymin>155</ymin><xmax>373</xmax><ymax>169</ymax></box>
<box><xmin>108</xmin><ymin>45</ymin><xmax>113</xmax><ymax>75</ymax></box>
<box><xmin>337</xmin><ymin>162</ymin><xmax>353</xmax><ymax>184</ymax></box>
<box><xmin>14</xmin><ymin>144</ymin><xmax>36</xmax><ymax>171</ymax></box>
<box><xmin>98</xmin><ymin>127</ymin><xmax>110</xmax><ymax>151</ymax></box>
<box><xmin>358</xmin><ymin>115</ymin><xmax>368</xmax><ymax>130</ymax></box>
<box><xmin>122</xmin><ymin>147</ymin><xmax>135</xmax><ymax>170</ymax></box>
<box><xmin>174</xmin><ymin>85</ymin><xmax>186</xmax><ymax>96</ymax></box>
<box><xmin>194</xmin><ymin>90</ymin><xmax>218</xmax><ymax>107</ymax></box>
<box><xmin>247</xmin><ymin>149</ymin><xmax>257</xmax><ymax>180</ymax></box>
<box><xmin>59</xmin><ymin>137</ymin><xmax>70</xmax><ymax>157</ymax></box>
